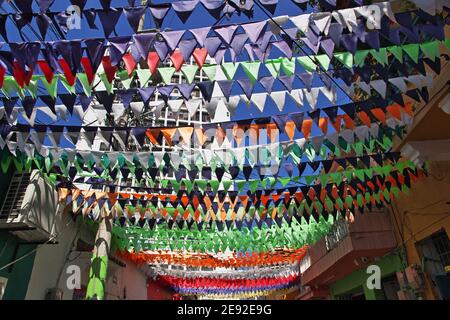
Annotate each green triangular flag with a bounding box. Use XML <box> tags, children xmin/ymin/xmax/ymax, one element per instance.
<box><xmin>202</xmin><ymin>64</ymin><xmax>217</xmax><ymax>81</ymax></box>
<box><xmin>221</xmin><ymin>62</ymin><xmax>240</xmax><ymax>80</ymax></box>
<box><xmin>27</xmin><ymin>77</ymin><xmax>39</xmax><ymax>99</ymax></box>
<box><xmin>77</xmin><ymin>73</ymin><xmax>93</xmax><ymax>96</ymax></box>
<box><xmin>209</xmin><ymin>180</ymin><xmax>220</xmax><ymax>193</ymax></box>
<box><xmin>1</xmin><ymin>77</ymin><xmax>18</xmax><ymax>98</ymax></box>
<box><xmin>40</xmin><ymin>76</ymin><xmax>58</xmax><ymax>98</ymax></box>
<box><xmin>237</xmin><ymin>180</ymin><xmax>246</xmax><ymax>194</ymax></box>
<box><xmin>241</xmin><ymin>61</ymin><xmax>261</xmax><ymax>84</ymax></box>
<box><xmin>265</xmin><ymin>59</ymin><xmax>282</xmax><ymax>78</ymax></box>
<box><xmin>354</xmin><ymin>49</ymin><xmax>370</xmax><ymax>66</ymax></box>
<box><xmin>370</xmin><ymin>48</ymin><xmax>388</xmax><ymax>66</ymax></box>
<box><xmin>136</xmin><ymin>68</ymin><xmax>152</xmax><ymax>86</ymax></box>
<box><xmin>445</xmin><ymin>39</ymin><xmax>450</xmax><ymax>52</ymax></box>
<box><xmin>181</xmin><ymin>65</ymin><xmax>199</xmax><ymax>84</ymax></box>
<box><xmin>248</xmin><ymin>180</ymin><xmax>259</xmax><ymax>193</ymax></box>
<box><xmin>158</xmin><ymin>67</ymin><xmax>176</xmax><ymax>84</ymax></box>
<box><xmin>196</xmin><ymin>179</ymin><xmax>207</xmax><ymax>193</ymax></box>
<box><xmin>387</xmin><ymin>46</ymin><xmax>403</xmax><ymax>63</ymax></box>
<box><xmin>278</xmin><ymin>177</ymin><xmax>291</xmax><ymax>187</ymax></box>
<box><xmin>334</xmin><ymin>52</ymin><xmax>354</xmax><ymax>68</ymax></box>
<box><xmin>281</xmin><ymin>58</ymin><xmax>296</xmax><ymax>76</ymax></box>
<box><xmin>297</xmin><ymin>56</ymin><xmax>317</xmax><ymax>73</ymax></box>
<box><xmin>59</xmin><ymin>75</ymin><xmax>76</xmax><ymax>94</ymax></box>
<box><xmin>403</xmin><ymin>44</ymin><xmax>419</xmax><ymax>64</ymax></box>
<box><xmin>99</xmin><ymin>73</ymin><xmax>113</xmax><ymax>94</ymax></box>
<box><xmin>118</xmin><ymin>70</ymin><xmax>134</xmax><ymax>90</ymax></box>
<box><xmin>420</xmin><ymin>41</ymin><xmax>439</xmax><ymax>61</ymax></box>
<box><xmin>315</xmin><ymin>55</ymin><xmax>331</xmax><ymax>70</ymax></box>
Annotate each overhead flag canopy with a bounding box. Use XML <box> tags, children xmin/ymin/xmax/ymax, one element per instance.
<box><xmin>0</xmin><ymin>0</ymin><xmax>448</xmax><ymax>299</ymax></box>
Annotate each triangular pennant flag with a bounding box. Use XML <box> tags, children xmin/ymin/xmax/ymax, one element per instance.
<box><xmin>181</xmin><ymin>65</ymin><xmax>199</xmax><ymax>84</ymax></box>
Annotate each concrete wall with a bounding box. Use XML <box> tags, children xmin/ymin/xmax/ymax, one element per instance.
<box><xmin>390</xmin><ymin>160</ymin><xmax>450</xmax><ymax>300</ymax></box>
<box><xmin>25</xmin><ymin>215</ymin><xmax>148</xmax><ymax>300</ymax></box>
<box><xmin>25</xmin><ymin>216</ymin><xmax>90</xmax><ymax>300</ymax></box>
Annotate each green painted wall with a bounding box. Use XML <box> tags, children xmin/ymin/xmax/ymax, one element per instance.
<box><xmin>0</xmin><ymin>231</ymin><xmax>37</xmax><ymax>300</ymax></box>
<box><xmin>0</xmin><ymin>165</ymin><xmax>37</xmax><ymax>300</ymax></box>
<box><xmin>330</xmin><ymin>253</ymin><xmax>404</xmax><ymax>300</ymax></box>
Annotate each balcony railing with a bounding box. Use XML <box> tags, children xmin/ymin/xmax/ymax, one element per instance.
<box><xmin>325</xmin><ymin>217</ymin><xmax>349</xmax><ymax>252</ymax></box>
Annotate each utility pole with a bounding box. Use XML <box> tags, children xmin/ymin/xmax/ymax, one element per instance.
<box><xmin>85</xmin><ymin>207</ymin><xmax>113</xmax><ymax>300</ymax></box>
<box><xmin>85</xmin><ymin>0</ymin><xmax>149</xmax><ymax>301</ymax></box>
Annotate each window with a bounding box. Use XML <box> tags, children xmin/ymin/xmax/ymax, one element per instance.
<box><xmin>381</xmin><ymin>275</ymin><xmax>400</xmax><ymax>300</ymax></box>
<box><xmin>0</xmin><ymin>277</ymin><xmax>7</xmax><ymax>300</ymax></box>
<box><xmin>431</xmin><ymin>230</ymin><xmax>450</xmax><ymax>269</ymax></box>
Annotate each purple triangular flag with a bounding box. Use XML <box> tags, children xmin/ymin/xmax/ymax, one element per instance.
<box><xmin>230</xmin><ymin>33</ymin><xmax>248</xmax><ymax>61</ymax></box>
<box><xmin>328</xmin><ymin>23</ymin><xmax>343</xmax><ymax>46</ymax></box>
<box><xmin>36</xmin><ymin>0</ymin><xmax>54</xmax><ymax>13</ymax></box>
<box><xmin>190</xmin><ymin>26</ymin><xmax>211</xmax><ymax>47</ymax></box>
<box><xmin>291</xmin><ymin>112</ymin><xmax>304</xmax><ymax>131</ymax></box>
<box><xmin>214</xmin><ymin>48</ymin><xmax>227</xmax><ymax>64</ymax></box>
<box><xmin>172</xmin><ymin>0</ymin><xmax>200</xmax><ymax>24</ymax></box>
<box><xmin>200</xmin><ymin>0</ymin><xmax>225</xmax><ymax>19</ymax></box>
<box><xmin>320</xmin><ymin>38</ymin><xmax>335</xmax><ymax>59</ymax></box>
<box><xmin>340</xmin><ymin>34</ymin><xmax>358</xmax><ymax>54</ymax></box>
<box><xmin>83</xmin><ymin>9</ymin><xmax>98</xmax><ymax>30</ymax></box>
<box><xmin>253</xmin><ymin>43</ymin><xmax>272</xmax><ymax>62</ymax></box>
<box><xmin>298</xmin><ymin>73</ymin><xmax>313</xmax><ymax>91</ymax></box>
<box><xmin>365</xmin><ymin>31</ymin><xmax>380</xmax><ymax>50</ymax></box>
<box><xmin>78</xmin><ymin>94</ymin><xmax>93</xmax><ymax>111</ymax></box>
<box><xmin>272</xmin><ymin>114</ymin><xmax>289</xmax><ymax>133</ymax></box>
<box><xmin>71</xmin><ymin>0</ymin><xmax>87</xmax><ymax>11</ymax></box>
<box><xmin>204</xmin><ymin>36</ymin><xmax>222</xmax><ymax>57</ymax></box>
<box><xmin>153</xmin><ymin>40</ymin><xmax>170</xmax><ymax>61</ymax></box>
<box><xmin>117</xmin><ymin>91</ymin><xmax>133</xmax><ymax>109</ymax></box>
<box><xmin>213</xmin><ymin>24</ymin><xmax>238</xmax><ymax>45</ymax></box>
<box><xmin>177</xmin><ymin>83</ymin><xmax>196</xmax><ymax>100</ymax></box>
<box><xmin>161</xmin><ymin>30</ymin><xmax>185</xmax><ymax>51</ymax></box>
<box><xmin>108</xmin><ymin>36</ymin><xmax>131</xmax><ymax>66</ymax></box>
<box><xmin>36</xmin><ymin>14</ymin><xmax>51</xmax><ymax>39</ymax></box>
<box><xmin>97</xmin><ymin>8</ymin><xmax>122</xmax><ymax>38</ymax></box>
<box><xmin>217</xmin><ymin>80</ymin><xmax>233</xmax><ymax>101</ymax></box>
<box><xmin>3</xmin><ymin>97</ymin><xmax>18</xmax><ymax>116</ymax></box>
<box><xmin>123</xmin><ymin>6</ymin><xmax>146</xmax><ymax>33</ymax></box>
<box><xmin>241</xmin><ymin>20</ymin><xmax>267</xmax><ymax>44</ymax></box>
<box><xmin>133</xmin><ymin>33</ymin><xmax>156</xmax><ymax>60</ymax></box>
<box><xmin>149</xmin><ymin>4</ymin><xmax>171</xmax><ymax>28</ymax></box>
<box><xmin>255</xmin><ymin>31</ymin><xmax>273</xmax><ymax>53</ymax></box>
<box><xmin>279</xmin><ymin>75</ymin><xmax>295</xmax><ymax>92</ymax></box>
<box><xmin>179</xmin><ymin>38</ymin><xmax>198</xmax><ymax>62</ymax></box>
<box><xmin>96</xmin><ymin>91</ymin><xmax>115</xmax><ymax>113</ymax></box>
<box><xmin>138</xmin><ymin>87</ymin><xmax>156</xmax><ymax>105</ymax></box>
<box><xmin>100</xmin><ymin>0</ymin><xmax>112</xmax><ymax>10</ymax></box>
<box><xmin>272</xmin><ymin>40</ymin><xmax>292</xmax><ymax>59</ymax></box>
<box><xmin>197</xmin><ymin>81</ymin><xmax>215</xmax><ymax>102</ymax></box>
<box><xmin>85</xmin><ymin>38</ymin><xmax>106</xmax><ymax>73</ymax></box>
<box><xmin>157</xmin><ymin>85</ymin><xmax>176</xmax><ymax>101</ymax></box>
<box><xmin>259</xmin><ymin>76</ymin><xmax>275</xmax><ymax>94</ymax></box>
<box><xmin>22</xmin><ymin>96</ymin><xmax>36</xmax><ymax>118</ymax></box>
<box><xmin>237</xmin><ymin>78</ymin><xmax>254</xmax><ymax>100</ymax></box>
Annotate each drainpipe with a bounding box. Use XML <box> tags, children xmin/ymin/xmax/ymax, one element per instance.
<box><xmin>85</xmin><ymin>207</ymin><xmax>112</xmax><ymax>300</ymax></box>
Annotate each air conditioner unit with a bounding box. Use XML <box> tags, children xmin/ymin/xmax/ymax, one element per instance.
<box><xmin>45</xmin><ymin>288</ymin><xmax>63</xmax><ymax>300</ymax></box>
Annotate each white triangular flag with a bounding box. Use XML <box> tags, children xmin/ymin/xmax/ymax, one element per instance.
<box><xmin>251</xmin><ymin>92</ymin><xmax>268</xmax><ymax>112</ymax></box>
<box><xmin>270</xmin><ymin>91</ymin><xmax>286</xmax><ymax>111</ymax></box>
